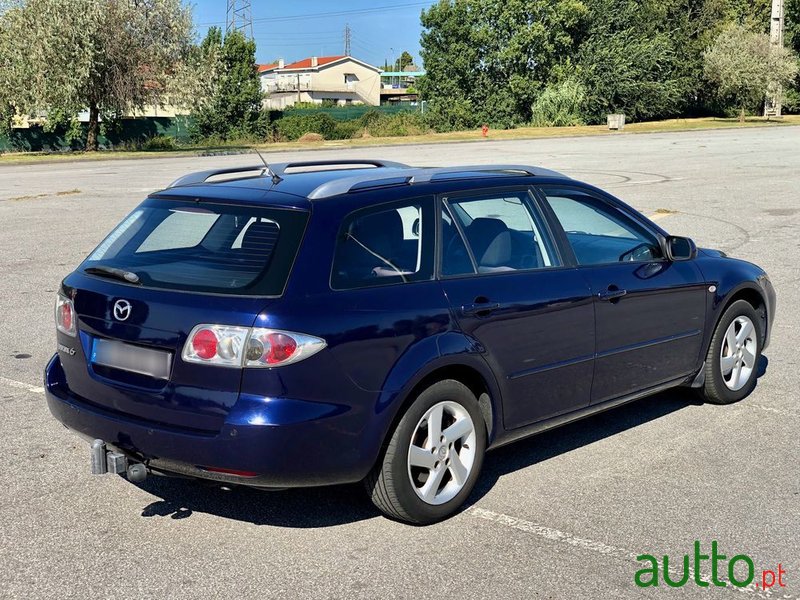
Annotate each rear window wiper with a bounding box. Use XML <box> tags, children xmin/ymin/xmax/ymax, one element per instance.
<box><xmin>84</xmin><ymin>266</ymin><xmax>141</xmax><ymax>285</ymax></box>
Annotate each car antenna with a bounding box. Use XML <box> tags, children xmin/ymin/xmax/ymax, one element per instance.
<box><xmin>253</xmin><ymin>146</ymin><xmax>283</xmax><ymax>185</ymax></box>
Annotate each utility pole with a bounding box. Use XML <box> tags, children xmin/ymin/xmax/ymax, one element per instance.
<box><xmin>344</xmin><ymin>24</ymin><xmax>352</xmax><ymax>57</ymax></box>
<box><xmin>390</xmin><ymin>47</ymin><xmax>395</xmax><ymax>88</ymax></box>
<box><xmin>764</xmin><ymin>0</ymin><xmax>785</xmax><ymax>117</ymax></box>
<box><xmin>226</xmin><ymin>0</ymin><xmax>254</xmax><ymax>40</ymax></box>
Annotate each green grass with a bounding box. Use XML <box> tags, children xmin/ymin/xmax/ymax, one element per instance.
<box><xmin>1</xmin><ymin>115</ymin><xmax>798</xmax><ymax>165</ymax></box>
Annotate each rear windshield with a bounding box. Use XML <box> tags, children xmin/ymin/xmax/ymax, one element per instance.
<box><xmin>81</xmin><ymin>198</ymin><xmax>308</xmax><ymax>296</ymax></box>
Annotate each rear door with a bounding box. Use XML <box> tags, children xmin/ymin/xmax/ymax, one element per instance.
<box><xmin>438</xmin><ymin>188</ymin><xmax>595</xmax><ymax>430</ymax></box>
<box><xmin>538</xmin><ymin>185</ymin><xmax>706</xmax><ymax>404</ymax></box>
<box><xmin>58</xmin><ymin>197</ymin><xmax>308</xmax><ymax>433</ymax></box>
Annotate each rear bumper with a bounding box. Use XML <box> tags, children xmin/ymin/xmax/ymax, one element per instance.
<box><xmin>44</xmin><ymin>353</ymin><xmax>376</xmax><ymax>488</ymax></box>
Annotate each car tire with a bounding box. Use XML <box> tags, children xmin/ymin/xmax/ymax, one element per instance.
<box><xmin>365</xmin><ymin>379</ymin><xmax>486</xmax><ymax>524</ymax></box>
<box><xmin>701</xmin><ymin>300</ymin><xmax>762</xmax><ymax>405</ymax></box>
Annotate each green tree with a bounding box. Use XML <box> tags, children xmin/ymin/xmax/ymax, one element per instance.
<box><xmin>783</xmin><ymin>0</ymin><xmax>800</xmax><ymax>112</ymax></box>
<box><xmin>419</xmin><ymin>0</ymin><xmax>588</xmax><ymax>130</ymax></box>
<box><xmin>704</xmin><ymin>24</ymin><xmax>799</xmax><ymax>120</ymax></box>
<box><xmin>787</xmin><ymin>0</ymin><xmax>800</xmax><ymax>55</ymax></box>
<box><xmin>531</xmin><ymin>77</ymin><xmax>586</xmax><ymax>126</ymax></box>
<box><xmin>395</xmin><ymin>50</ymin><xmax>414</xmax><ymax>71</ymax></box>
<box><xmin>191</xmin><ymin>28</ymin><xmax>266</xmax><ymax>140</ymax></box>
<box><xmin>0</xmin><ymin>0</ymin><xmax>194</xmax><ymax>150</ymax></box>
<box><xmin>571</xmin><ymin>0</ymin><xmax>692</xmax><ymax>123</ymax></box>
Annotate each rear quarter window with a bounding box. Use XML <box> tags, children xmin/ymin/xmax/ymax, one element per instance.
<box><xmin>331</xmin><ymin>198</ymin><xmax>435</xmax><ymax>290</ymax></box>
<box><xmin>82</xmin><ymin>198</ymin><xmax>308</xmax><ymax>296</ymax></box>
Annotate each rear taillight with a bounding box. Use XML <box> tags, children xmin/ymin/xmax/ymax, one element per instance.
<box><xmin>182</xmin><ymin>325</ymin><xmax>249</xmax><ymax>367</ymax></box>
<box><xmin>182</xmin><ymin>325</ymin><xmax>325</xmax><ymax>368</ymax></box>
<box><xmin>191</xmin><ymin>328</ymin><xmax>218</xmax><ymax>360</ymax></box>
<box><xmin>55</xmin><ymin>294</ymin><xmax>76</xmax><ymax>336</ymax></box>
<box><xmin>245</xmin><ymin>328</ymin><xmax>324</xmax><ymax>367</ymax></box>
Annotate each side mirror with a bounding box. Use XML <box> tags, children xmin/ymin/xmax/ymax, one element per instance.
<box><xmin>664</xmin><ymin>236</ymin><xmax>697</xmax><ymax>261</ymax></box>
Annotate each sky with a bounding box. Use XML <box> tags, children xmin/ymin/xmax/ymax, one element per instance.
<box><xmin>190</xmin><ymin>0</ymin><xmax>436</xmax><ymax>68</ymax></box>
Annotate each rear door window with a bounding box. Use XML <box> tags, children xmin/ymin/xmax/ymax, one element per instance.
<box><xmin>443</xmin><ymin>191</ymin><xmax>558</xmax><ymax>274</ymax></box>
<box><xmin>331</xmin><ymin>198</ymin><xmax>434</xmax><ymax>289</ymax></box>
<box><xmin>82</xmin><ymin>198</ymin><xmax>308</xmax><ymax>296</ymax></box>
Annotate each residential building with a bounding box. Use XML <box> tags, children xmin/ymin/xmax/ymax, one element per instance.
<box><xmin>259</xmin><ymin>56</ymin><xmax>382</xmax><ymax>110</ymax></box>
<box><xmin>379</xmin><ymin>67</ymin><xmax>425</xmax><ymax>104</ymax></box>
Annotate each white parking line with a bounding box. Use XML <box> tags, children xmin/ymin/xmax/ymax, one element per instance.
<box><xmin>466</xmin><ymin>507</ymin><xmax>791</xmax><ymax>598</ymax></box>
<box><xmin>742</xmin><ymin>403</ymin><xmax>800</xmax><ymax>418</ymax></box>
<box><xmin>617</xmin><ymin>177</ymin><xmax>686</xmax><ymax>187</ymax></box>
<box><xmin>649</xmin><ymin>211</ymin><xmax>678</xmax><ymax>221</ymax></box>
<box><xmin>0</xmin><ymin>376</ymin><xmax>44</xmax><ymax>394</ymax></box>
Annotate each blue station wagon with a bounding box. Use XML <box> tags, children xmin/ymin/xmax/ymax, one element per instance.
<box><xmin>45</xmin><ymin>160</ymin><xmax>775</xmax><ymax>523</ymax></box>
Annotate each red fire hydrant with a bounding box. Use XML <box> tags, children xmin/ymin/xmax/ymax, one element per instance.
<box><xmin>482</xmin><ymin>124</ymin><xmax>489</xmax><ymax>138</ymax></box>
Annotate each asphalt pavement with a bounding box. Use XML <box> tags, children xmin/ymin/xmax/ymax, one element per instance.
<box><xmin>0</xmin><ymin>126</ymin><xmax>798</xmax><ymax>599</ymax></box>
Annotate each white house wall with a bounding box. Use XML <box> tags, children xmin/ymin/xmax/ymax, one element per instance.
<box><xmin>262</xmin><ymin>58</ymin><xmax>382</xmax><ymax>110</ymax></box>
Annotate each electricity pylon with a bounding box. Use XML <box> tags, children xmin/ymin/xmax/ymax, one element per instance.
<box><xmin>226</xmin><ymin>0</ymin><xmax>254</xmax><ymax>40</ymax></box>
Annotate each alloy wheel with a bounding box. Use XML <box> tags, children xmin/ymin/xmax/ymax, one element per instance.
<box><xmin>407</xmin><ymin>401</ymin><xmax>477</xmax><ymax>505</ymax></box>
<box><xmin>720</xmin><ymin>315</ymin><xmax>757</xmax><ymax>391</ymax></box>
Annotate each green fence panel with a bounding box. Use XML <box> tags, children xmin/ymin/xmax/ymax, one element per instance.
<box><xmin>0</xmin><ymin>116</ymin><xmax>194</xmax><ymax>152</ymax></box>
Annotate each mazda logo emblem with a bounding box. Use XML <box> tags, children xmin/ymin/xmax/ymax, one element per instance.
<box><xmin>113</xmin><ymin>299</ymin><xmax>132</xmax><ymax>321</ymax></box>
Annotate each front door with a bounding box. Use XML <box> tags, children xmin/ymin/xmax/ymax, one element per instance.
<box><xmin>439</xmin><ymin>189</ymin><xmax>596</xmax><ymax>430</ymax></box>
<box><xmin>538</xmin><ymin>185</ymin><xmax>707</xmax><ymax>404</ymax></box>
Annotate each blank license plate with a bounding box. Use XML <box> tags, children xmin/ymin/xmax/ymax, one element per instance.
<box><xmin>91</xmin><ymin>338</ymin><xmax>172</xmax><ymax>380</ymax></box>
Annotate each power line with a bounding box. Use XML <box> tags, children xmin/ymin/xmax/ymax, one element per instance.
<box><xmin>200</xmin><ymin>1</ymin><xmax>432</xmax><ymax>27</ymax></box>
<box><xmin>250</xmin><ymin>30</ymin><xmax>343</xmax><ymax>38</ymax></box>
<box><xmin>350</xmin><ymin>34</ymin><xmax>384</xmax><ymax>53</ymax></box>
<box><xmin>253</xmin><ymin>34</ymin><xmax>342</xmax><ymax>41</ymax></box>
<box><xmin>254</xmin><ymin>41</ymin><xmax>341</xmax><ymax>48</ymax></box>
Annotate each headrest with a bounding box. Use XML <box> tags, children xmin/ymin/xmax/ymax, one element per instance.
<box><xmin>241</xmin><ymin>220</ymin><xmax>279</xmax><ymax>252</ymax></box>
<box><xmin>465</xmin><ymin>217</ymin><xmax>511</xmax><ymax>267</ymax></box>
<box><xmin>350</xmin><ymin>209</ymin><xmax>404</xmax><ymax>257</ymax></box>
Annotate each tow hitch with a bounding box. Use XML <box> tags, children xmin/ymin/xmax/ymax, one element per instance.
<box><xmin>90</xmin><ymin>439</ymin><xmax>148</xmax><ymax>482</ymax></box>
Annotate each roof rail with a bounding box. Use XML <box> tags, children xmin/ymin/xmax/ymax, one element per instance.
<box><xmin>409</xmin><ymin>164</ymin><xmax>548</xmax><ymax>183</ymax></box>
<box><xmin>307</xmin><ymin>164</ymin><xmax>566</xmax><ymax>200</ymax></box>
<box><xmin>168</xmin><ymin>165</ymin><xmax>266</xmax><ymax>188</ymax></box>
<box><xmin>270</xmin><ymin>159</ymin><xmax>409</xmax><ymax>177</ymax></box>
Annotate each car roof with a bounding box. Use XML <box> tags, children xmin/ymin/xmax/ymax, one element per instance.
<box><xmin>151</xmin><ymin>160</ymin><xmax>571</xmax><ymax>207</ymax></box>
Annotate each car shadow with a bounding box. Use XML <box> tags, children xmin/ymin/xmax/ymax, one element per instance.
<box><xmin>467</xmin><ymin>388</ymin><xmax>702</xmax><ymax>504</ymax></box>
<box><xmin>468</xmin><ymin>353</ymin><xmax>770</xmax><ymax>506</ymax></box>
<box><xmin>136</xmin><ymin>476</ymin><xmax>375</xmax><ymax>528</ymax></box>
<box><xmin>134</xmin><ymin>357</ymin><xmax>770</xmax><ymax>528</ymax></box>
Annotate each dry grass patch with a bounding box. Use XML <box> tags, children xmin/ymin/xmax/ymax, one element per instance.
<box><xmin>297</xmin><ymin>132</ymin><xmax>325</xmax><ymax>142</ymax></box>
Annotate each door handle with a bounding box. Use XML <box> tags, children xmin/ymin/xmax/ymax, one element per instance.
<box><xmin>461</xmin><ymin>301</ymin><xmax>501</xmax><ymax>317</ymax></box>
<box><xmin>597</xmin><ymin>287</ymin><xmax>627</xmax><ymax>302</ymax></box>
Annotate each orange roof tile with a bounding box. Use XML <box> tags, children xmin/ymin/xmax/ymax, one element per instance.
<box><xmin>281</xmin><ymin>56</ymin><xmax>346</xmax><ymax>70</ymax></box>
